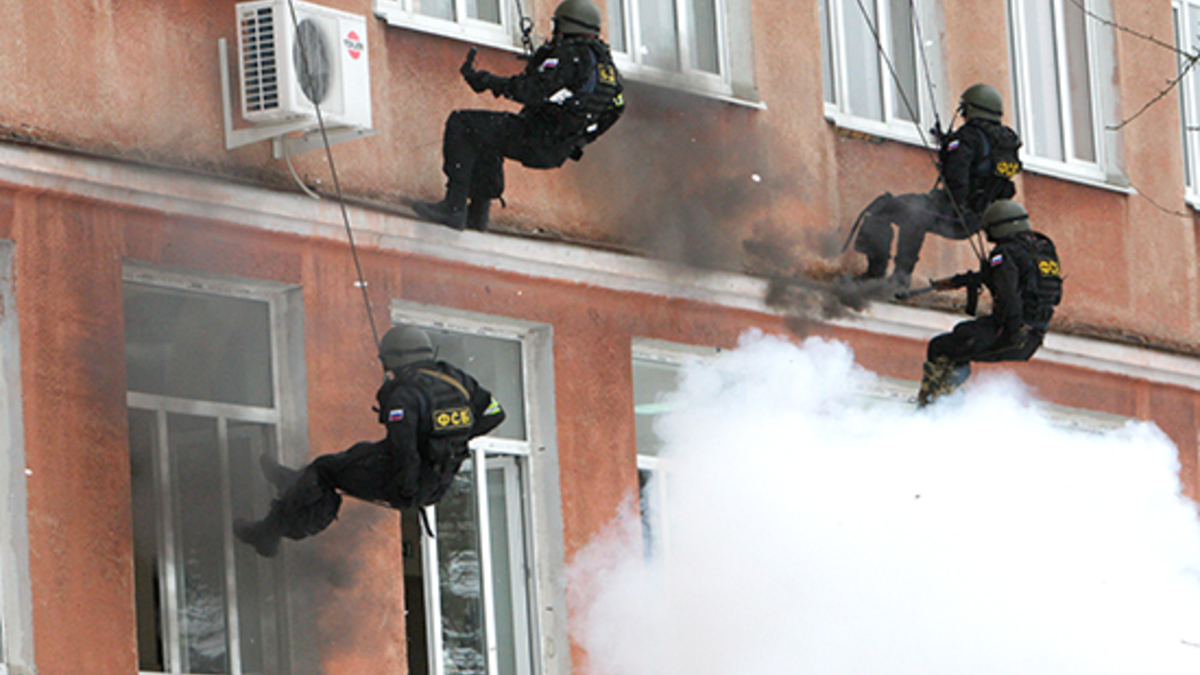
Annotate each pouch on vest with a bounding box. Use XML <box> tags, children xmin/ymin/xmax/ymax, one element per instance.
<box><xmin>413</xmin><ymin>368</ymin><xmax>474</xmax><ymax>507</ymax></box>
<box><xmin>1021</xmin><ymin>232</ymin><xmax>1062</xmax><ymax>328</ymax></box>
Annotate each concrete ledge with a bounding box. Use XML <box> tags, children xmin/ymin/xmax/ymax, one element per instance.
<box><xmin>1</xmin><ymin>141</ymin><xmax>1198</xmax><ymax>392</ymax></box>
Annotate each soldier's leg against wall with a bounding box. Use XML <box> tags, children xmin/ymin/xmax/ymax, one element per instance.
<box><xmin>892</xmin><ymin>191</ymin><xmax>957</xmax><ymax>283</ymax></box>
<box><xmin>917</xmin><ymin>317</ymin><xmax>1002</xmax><ymax>407</ymax></box>
<box><xmin>972</xmin><ymin>328</ymin><xmax>1045</xmax><ymax>364</ymax></box>
<box><xmin>466</xmin><ymin>153</ymin><xmax>504</xmax><ymax>231</ymax></box>
<box><xmin>234</xmin><ymin>441</ymin><xmax>396</xmax><ymax>557</ymax></box>
<box><xmin>441</xmin><ymin>111</ymin><xmax>506</xmax><ymax>208</ymax></box>
<box><xmin>852</xmin><ymin>193</ymin><xmax>901</xmax><ymax>279</ymax></box>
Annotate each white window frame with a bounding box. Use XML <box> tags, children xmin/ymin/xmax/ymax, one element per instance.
<box><xmin>631</xmin><ymin>338</ymin><xmax>721</xmax><ymax>560</ymax></box>
<box><xmin>391</xmin><ymin>301</ymin><xmax>566</xmax><ymax>675</ymax></box>
<box><xmin>124</xmin><ymin>264</ymin><xmax>308</xmax><ymax>675</ymax></box>
<box><xmin>1174</xmin><ymin>0</ymin><xmax>1200</xmax><ymax>208</ymax></box>
<box><xmin>373</xmin><ymin>0</ymin><xmax>524</xmax><ymax>53</ymax></box>
<box><xmin>820</xmin><ymin>0</ymin><xmax>944</xmax><ymax>145</ymax></box>
<box><xmin>0</xmin><ymin>243</ymin><xmax>31</xmax><ymax>675</ymax></box>
<box><xmin>856</xmin><ymin>375</ymin><xmax>1133</xmax><ymax>434</ymax></box>
<box><xmin>1007</xmin><ymin>0</ymin><xmax>1127</xmax><ymax>188</ymax></box>
<box><xmin>610</xmin><ymin>0</ymin><xmax>760</xmax><ymax>105</ymax></box>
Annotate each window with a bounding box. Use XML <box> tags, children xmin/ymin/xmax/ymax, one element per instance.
<box><xmin>394</xmin><ymin>303</ymin><xmax>563</xmax><ymax>675</ymax></box>
<box><xmin>609</xmin><ymin>0</ymin><xmax>759</xmax><ymax>103</ymax></box>
<box><xmin>1176</xmin><ymin>0</ymin><xmax>1200</xmax><ymax>206</ymax></box>
<box><xmin>373</xmin><ymin>0</ymin><xmax>522</xmax><ymax>51</ymax></box>
<box><xmin>631</xmin><ymin>339</ymin><xmax>719</xmax><ymax>559</ymax></box>
<box><xmin>820</xmin><ymin>0</ymin><xmax>943</xmax><ymax>142</ymax></box>
<box><xmin>1008</xmin><ymin>0</ymin><xmax>1123</xmax><ymax>185</ymax></box>
<box><xmin>0</xmin><ymin>243</ymin><xmax>31</xmax><ymax>675</ymax></box>
<box><xmin>124</xmin><ymin>267</ymin><xmax>309</xmax><ymax>675</ymax></box>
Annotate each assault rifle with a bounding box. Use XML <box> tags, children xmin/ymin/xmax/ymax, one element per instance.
<box><xmin>895</xmin><ymin>271</ymin><xmax>984</xmax><ymax>315</ymax></box>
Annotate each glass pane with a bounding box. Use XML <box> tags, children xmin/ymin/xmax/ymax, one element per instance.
<box><xmin>1063</xmin><ymin>0</ymin><xmax>1095</xmax><ymax>162</ymax></box>
<box><xmin>1019</xmin><ymin>0</ymin><xmax>1064</xmax><ymax>160</ymax></box>
<box><xmin>688</xmin><ymin>0</ymin><xmax>720</xmax><ymax>74</ymax></box>
<box><xmin>638</xmin><ymin>468</ymin><xmax>656</xmax><ymax>559</ymax></box>
<box><xmin>820</xmin><ymin>0</ymin><xmax>836</xmax><ymax>104</ymax></box>
<box><xmin>130</xmin><ymin>408</ymin><xmax>167</xmax><ymax>672</ymax></box>
<box><xmin>427</xmin><ymin>329</ymin><xmax>526</xmax><ymax>442</ymax></box>
<box><xmin>888</xmin><ymin>0</ymin><xmax>917</xmax><ymax>122</ymax></box>
<box><xmin>1186</xmin><ymin>4</ymin><xmax>1200</xmax><ymax>190</ymax></box>
<box><xmin>124</xmin><ymin>284</ymin><xmax>274</xmax><ymax>408</ymax></box>
<box><xmin>487</xmin><ymin>462</ymin><xmax>528</xmax><ymax>675</ymax></box>
<box><xmin>228</xmin><ymin>421</ymin><xmax>278</xmax><ymax>675</ymax></box>
<box><xmin>609</xmin><ymin>0</ymin><xmax>627</xmax><ymax>53</ymax></box>
<box><xmin>436</xmin><ymin>464</ymin><xmax>486</xmax><ymax>675</ymax></box>
<box><xmin>631</xmin><ymin>358</ymin><xmax>684</xmax><ymax>457</ymax></box>
<box><xmin>845</xmin><ymin>0</ymin><xmax>885</xmax><ymax>120</ymax></box>
<box><xmin>415</xmin><ymin>0</ymin><xmax>455</xmax><ymax>20</ymax></box>
<box><xmin>639</xmin><ymin>0</ymin><xmax>681</xmax><ymax>71</ymax></box>
<box><xmin>1178</xmin><ymin>6</ymin><xmax>1192</xmax><ymax>190</ymax></box>
<box><xmin>468</xmin><ymin>0</ymin><xmax>500</xmax><ymax>24</ymax></box>
<box><xmin>168</xmin><ymin>414</ymin><xmax>229</xmax><ymax>674</ymax></box>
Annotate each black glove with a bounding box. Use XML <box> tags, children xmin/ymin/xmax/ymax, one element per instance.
<box><xmin>460</xmin><ymin>46</ymin><xmax>479</xmax><ymax>79</ymax></box>
<box><xmin>460</xmin><ymin>46</ymin><xmax>509</xmax><ymax>95</ymax></box>
<box><xmin>569</xmin><ymin>146</ymin><xmax>584</xmax><ymax>161</ymax></box>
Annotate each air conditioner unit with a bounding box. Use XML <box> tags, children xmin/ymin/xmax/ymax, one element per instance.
<box><xmin>236</xmin><ymin>0</ymin><xmax>372</xmax><ymax>130</ymax></box>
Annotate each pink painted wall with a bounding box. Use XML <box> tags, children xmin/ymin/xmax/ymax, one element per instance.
<box><xmin>2</xmin><ymin>181</ymin><xmax>1198</xmax><ymax>674</ymax></box>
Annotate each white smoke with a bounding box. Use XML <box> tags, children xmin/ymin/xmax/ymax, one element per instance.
<box><xmin>571</xmin><ymin>331</ymin><xmax>1200</xmax><ymax>675</ymax></box>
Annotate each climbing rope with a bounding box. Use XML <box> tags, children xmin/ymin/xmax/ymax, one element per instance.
<box><xmin>849</xmin><ymin>0</ymin><xmax>987</xmax><ymax>263</ymax></box>
<box><xmin>284</xmin><ymin>0</ymin><xmax>382</xmax><ymax>349</ymax></box>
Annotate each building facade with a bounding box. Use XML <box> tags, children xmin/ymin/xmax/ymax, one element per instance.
<box><xmin>0</xmin><ymin>1</ymin><xmax>1198</xmax><ymax>674</ymax></box>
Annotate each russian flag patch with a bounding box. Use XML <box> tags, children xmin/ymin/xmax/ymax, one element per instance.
<box><xmin>946</xmin><ymin>139</ymin><xmax>960</xmax><ymax>151</ymax></box>
<box><xmin>388</xmin><ymin>408</ymin><xmax>405</xmax><ymax>422</ymax></box>
<box><xmin>990</xmin><ymin>253</ymin><xmax>1004</xmax><ymax>267</ymax></box>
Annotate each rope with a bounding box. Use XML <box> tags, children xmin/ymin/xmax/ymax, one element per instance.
<box><xmin>513</xmin><ymin>0</ymin><xmax>535</xmax><ymax>56</ymax></box>
<box><xmin>849</xmin><ymin>0</ymin><xmax>987</xmax><ymax>263</ymax></box>
<box><xmin>284</xmin><ymin>0</ymin><xmax>382</xmax><ymax>350</ymax></box>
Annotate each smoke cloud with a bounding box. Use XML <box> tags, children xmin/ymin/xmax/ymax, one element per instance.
<box><xmin>571</xmin><ymin>332</ymin><xmax>1200</xmax><ymax>675</ymax></box>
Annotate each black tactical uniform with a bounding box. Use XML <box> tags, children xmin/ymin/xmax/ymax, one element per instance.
<box><xmin>414</xmin><ymin>24</ymin><xmax>624</xmax><ymax>231</ymax></box>
<box><xmin>853</xmin><ymin>118</ymin><xmax>1021</xmax><ymax>286</ymax></box>
<box><xmin>235</xmin><ymin>333</ymin><xmax>506</xmax><ymax>557</ymax></box>
<box><xmin>917</xmin><ymin>201</ymin><xmax>1062</xmax><ymax>407</ymax></box>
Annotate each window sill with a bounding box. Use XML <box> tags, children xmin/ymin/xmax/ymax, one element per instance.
<box><xmin>823</xmin><ymin>109</ymin><xmax>934</xmax><ymax>150</ymax></box>
<box><xmin>373</xmin><ymin>2</ymin><xmax>521</xmax><ymax>54</ymax></box>
<box><xmin>615</xmin><ymin>59</ymin><xmax>764</xmax><ymax>110</ymax></box>
<box><xmin>1019</xmin><ymin>158</ymin><xmax>1134</xmax><ymax>196</ymax></box>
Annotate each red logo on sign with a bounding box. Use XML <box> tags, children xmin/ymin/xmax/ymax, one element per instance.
<box><xmin>345</xmin><ymin>30</ymin><xmax>364</xmax><ymax>60</ymax></box>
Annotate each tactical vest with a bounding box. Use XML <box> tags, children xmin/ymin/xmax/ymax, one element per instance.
<box><xmin>571</xmin><ymin>41</ymin><xmax>623</xmax><ymax>118</ymax></box>
<box><xmin>412</xmin><ymin>368</ymin><xmax>475</xmax><ymax>507</ymax></box>
<box><xmin>1014</xmin><ymin>231</ymin><xmax>1063</xmax><ymax>329</ymax></box>
<box><xmin>378</xmin><ymin>366</ymin><xmax>475</xmax><ymax>508</ymax></box>
<box><xmin>553</xmin><ymin>38</ymin><xmax>623</xmax><ymax>145</ymax></box>
<box><xmin>968</xmin><ymin>122</ymin><xmax>1023</xmax><ymax>211</ymax></box>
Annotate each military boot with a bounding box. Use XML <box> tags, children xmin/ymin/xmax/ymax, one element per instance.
<box><xmin>887</xmin><ymin>269</ymin><xmax>912</xmax><ymax>291</ymax></box>
<box><xmin>234</xmin><ymin>515</ymin><xmax>283</xmax><ymax>558</ymax></box>
<box><xmin>917</xmin><ymin>358</ymin><xmax>951</xmax><ymax>408</ymax></box>
<box><xmin>917</xmin><ymin>357</ymin><xmax>969</xmax><ymax>407</ymax></box>
<box><xmin>466</xmin><ymin>198</ymin><xmax>490</xmax><ymax>231</ymax></box>
<box><xmin>413</xmin><ymin>200</ymin><xmax>467</xmax><ymax>230</ymax></box>
<box><xmin>854</xmin><ymin>255</ymin><xmax>889</xmax><ymax>282</ymax></box>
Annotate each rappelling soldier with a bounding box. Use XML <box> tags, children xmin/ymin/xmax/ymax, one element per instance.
<box><xmin>916</xmin><ymin>200</ymin><xmax>1063</xmax><ymax>407</ymax></box>
<box><xmin>851</xmin><ymin>84</ymin><xmax>1022</xmax><ymax>289</ymax></box>
<box><xmin>234</xmin><ymin>324</ymin><xmax>506</xmax><ymax>557</ymax></box>
<box><xmin>413</xmin><ymin>0</ymin><xmax>625</xmax><ymax>232</ymax></box>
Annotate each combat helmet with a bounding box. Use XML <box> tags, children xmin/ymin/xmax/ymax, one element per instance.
<box><xmin>554</xmin><ymin>0</ymin><xmax>601</xmax><ymax>35</ymax></box>
<box><xmin>379</xmin><ymin>324</ymin><xmax>434</xmax><ymax>370</ymax></box>
<box><xmin>983</xmin><ymin>200</ymin><xmax>1031</xmax><ymax>241</ymax></box>
<box><xmin>959</xmin><ymin>83</ymin><xmax>1004</xmax><ymax>122</ymax></box>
